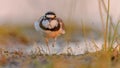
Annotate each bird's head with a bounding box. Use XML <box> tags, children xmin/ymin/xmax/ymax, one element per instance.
<box><xmin>45</xmin><ymin>11</ymin><xmax>56</xmax><ymax>19</ymax></box>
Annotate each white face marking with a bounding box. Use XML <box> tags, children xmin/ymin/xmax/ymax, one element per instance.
<box><xmin>46</xmin><ymin>15</ymin><xmax>55</xmax><ymax>18</ymax></box>
<box><xmin>42</xmin><ymin>19</ymin><xmax>58</xmax><ymax>29</ymax></box>
<box><xmin>42</xmin><ymin>20</ymin><xmax>49</xmax><ymax>28</ymax></box>
<box><xmin>49</xmin><ymin>20</ymin><xmax>58</xmax><ymax>28</ymax></box>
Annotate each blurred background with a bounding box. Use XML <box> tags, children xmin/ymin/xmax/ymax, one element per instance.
<box><xmin>0</xmin><ymin>0</ymin><xmax>120</xmax><ymax>54</ymax></box>
<box><xmin>0</xmin><ymin>0</ymin><xmax>120</xmax><ymax>25</ymax></box>
<box><xmin>0</xmin><ymin>0</ymin><xmax>120</xmax><ymax>68</ymax></box>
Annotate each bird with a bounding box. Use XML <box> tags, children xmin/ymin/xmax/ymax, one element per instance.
<box><xmin>34</xmin><ymin>11</ymin><xmax>65</xmax><ymax>53</ymax></box>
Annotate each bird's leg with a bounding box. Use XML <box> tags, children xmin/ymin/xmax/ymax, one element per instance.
<box><xmin>45</xmin><ymin>38</ymin><xmax>50</xmax><ymax>54</ymax></box>
<box><xmin>52</xmin><ymin>37</ymin><xmax>57</xmax><ymax>47</ymax></box>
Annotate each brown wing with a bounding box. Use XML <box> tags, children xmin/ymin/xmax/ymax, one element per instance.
<box><xmin>57</xmin><ymin>18</ymin><xmax>65</xmax><ymax>30</ymax></box>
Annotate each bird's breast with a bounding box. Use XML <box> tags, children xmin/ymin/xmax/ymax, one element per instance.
<box><xmin>43</xmin><ymin>28</ymin><xmax>64</xmax><ymax>38</ymax></box>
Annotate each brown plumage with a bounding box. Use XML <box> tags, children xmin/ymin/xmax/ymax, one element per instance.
<box><xmin>34</xmin><ymin>11</ymin><xmax>65</xmax><ymax>54</ymax></box>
